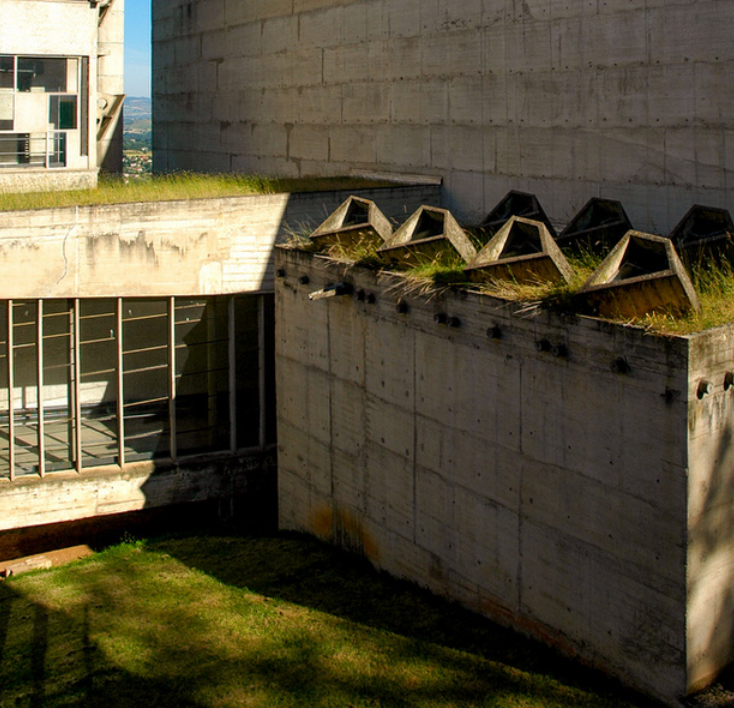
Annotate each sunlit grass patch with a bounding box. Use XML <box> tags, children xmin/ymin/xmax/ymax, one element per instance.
<box><xmin>0</xmin><ymin>173</ymin><xmax>394</xmax><ymax>211</ymax></box>
<box><xmin>0</xmin><ymin>533</ymin><xmax>649</xmax><ymax>708</ymax></box>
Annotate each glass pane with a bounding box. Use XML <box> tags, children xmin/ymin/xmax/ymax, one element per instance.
<box><xmin>263</xmin><ymin>294</ymin><xmax>277</xmax><ymax>445</ymax></box>
<box><xmin>79</xmin><ymin>299</ymin><xmax>118</xmax><ymax>468</ymax></box>
<box><xmin>0</xmin><ymin>92</ymin><xmax>12</xmax><ymax>131</ymax></box>
<box><xmin>49</xmin><ymin>96</ymin><xmax>77</xmax><ymax>130</ymax></box>
<box><xmin>0</xmin><ymin>56</ymin><xmax>13</xmax><ymax>90</ymax></box>
<box><xmin>235</xmin><ymin>296</ymin><xmax>260</xmax><ymax>449</ymax></box>
<box><xmin>42</xmin><ymin>300</ymin><xmax>75</xmax><ymax>473</ymax></box>
<box><xmin>0</xmin><ymin>134</ymin><xmax>45</xmax><ymax>168</ymax></box>
<box><xmin>17</xmin><ymin>57</ymin><xmax>66</xmax><ymax>92</ymax></box>
<box><xmin>48</xmin><ymin>132</ymin><xmax>66</xmax><ymax>168</ymax></box>
<box><xmin>122</xmin><ymin>299</ymin><xmax>169</xmax><ymax>461</ymax></box>
<box><xmin>12</xmin><ymin>301</ymin><xmax>39</xmax><ymax>477</ymax></box>
<box><xmin>175</xmin><ymin>297</ymin><xmax>229</xmax><ymax>456</ymax></box>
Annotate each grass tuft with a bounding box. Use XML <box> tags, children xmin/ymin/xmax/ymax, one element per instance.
<box><xmin>311</xmin><ymin>235</ymin><xmax>734</xmax><ymax>334</ymax></box>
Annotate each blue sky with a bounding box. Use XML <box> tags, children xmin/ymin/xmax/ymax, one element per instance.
<box><xmin>124</xmin><ymin>0</ymin><xmax>152</xmax><ymax>97</ymax></box>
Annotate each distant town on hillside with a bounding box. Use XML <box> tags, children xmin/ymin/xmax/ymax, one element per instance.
<box><xmin>123</xmin><ymin>97</ymin><xmax>152</xmax><ymax>176</ymax></box>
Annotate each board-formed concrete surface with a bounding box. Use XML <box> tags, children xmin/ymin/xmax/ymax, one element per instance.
<box><xmin>153</xmin><ymin>0</ymin><xmax>734</xmax><ymax>232</ymax></box>
<box><xmin>275</xmin><ymin>246</ymin><xmax>734</xmax><ymax>704</ymax></box>
<box><xmin>0</xmin><ymin>185</ymin><xmax>439</xmax><ymax>298</ymax></box>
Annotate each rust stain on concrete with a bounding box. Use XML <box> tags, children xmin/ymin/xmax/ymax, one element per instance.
<box><xmin>309</xmin><ymin>506</ymin><xmax>380</xmax><ymax>563</ymax></box>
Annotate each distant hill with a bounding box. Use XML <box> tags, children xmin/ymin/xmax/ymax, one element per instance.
<box><xmin>124</xmin><ymin>97</ymin><xmax>152</xmax><ymax>127</ymax></box>
<box><xmin>123</xmin><ymin>97</ymin><xmax>152</xmax><ymax>153</ymax></box>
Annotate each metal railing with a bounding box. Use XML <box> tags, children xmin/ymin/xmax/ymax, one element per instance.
<box><xmin>0</xmin><ymin>131</ymin><xmax>66</xmax><ymax>169</ymax></box>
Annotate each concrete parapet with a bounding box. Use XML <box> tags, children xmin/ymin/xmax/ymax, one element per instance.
<box><xmin>0</xmin><ymin>184</ymin><xmax>440</xmax><ymax>299</ymax></box>
<box><xmin>378</xmin><ymin>205</ymin><xmax>476</xmax><ymax>266</ymax></box>
<box><xmin>669</xmin><ymin>204</ymin><xmax>734</xmax><ymax>263</ymax></box>
<box><xmin>557</xmin><ymin>197</ymin><xmax>633</xmax><ymax>254</ymax></box>
<box><xmin>465</xmin><ymin>215</ymin><xmax>573</xmax><ymax>285</ymax></box>
<box><xmin>309</xmin><ymin>196</ymin><xmax>394</xmax><ymax>250</ymax></box>
<box><xmin>576</xmin><ymin>231</ymin><xmax>700</xmax><ymax>319</ymax></box>
<box><xmin>479</xmin><ymin>191</ymin><xmax>557</xmax><ymax>238</ymax></box>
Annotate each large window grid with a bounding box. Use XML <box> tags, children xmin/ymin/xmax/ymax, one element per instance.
<box><xmin>0</xmin><ymin>295</ymin><xmax>273</xmax><ymax>481</ymax></box>
<box><xmin>0</xmin><ymin>55</ymin><xmax>82</xmax><ymax>169</ymax></box>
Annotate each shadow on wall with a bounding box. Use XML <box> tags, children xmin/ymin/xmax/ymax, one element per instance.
<box><xmin>688</xmin><ymin>404</ymin><xmax>734</xmax><ymax>689</ymax></box>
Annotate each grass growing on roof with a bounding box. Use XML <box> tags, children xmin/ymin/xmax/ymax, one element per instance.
<box><xmin>0</xmin><ymin>173</ymin><xmax>394</xmax><ymax>211</ymax></box>
<box><xmin>310</xmin><ymin>233</ymin><xmax>734</xmax><ymax>334</ymax></box>
<box><xmin>0</xmin><ymin>532</ymin><xmax>651</xmax><ymax>708</ymax></box>
<box><xmin>638</xmin><ymin>259</ymin><xmax>734</xmax><ymax>335</ymax></box>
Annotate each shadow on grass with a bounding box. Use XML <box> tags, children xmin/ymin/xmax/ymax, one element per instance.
<box><xmin>0</xmin><ymin>531</ymin><xmax>661</xmax><ymax>708</ymax></box>
<box><xmin>0</xmin><ymin>579</ymin><xmax>206</xmax><ymax>708</ymax></box>
<box><xmin>150</xmin><ymin>530</ymin><xmax>659</xmax><ymax>707</ymax></box>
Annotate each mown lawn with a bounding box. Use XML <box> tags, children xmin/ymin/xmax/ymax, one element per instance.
<box><xmin>0</xmin><ymin>533</ymin><xmax>656</xmax><ymax>708</ymax></box>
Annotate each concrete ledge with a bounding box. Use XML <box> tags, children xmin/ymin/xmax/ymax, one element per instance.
<box><xmin>0</xmin><ymin>169</ymin><xmax>98</xmax><ymax>194</ymax></box>
<box><xmin>0</xmin><ymin>184</ymin><xmax>441</xmax><ymax>298</ymax></box>
<box><xmin>0</xmin><ymin>448</ymin><xmax>276</xmax><ymax>533</ymax></box>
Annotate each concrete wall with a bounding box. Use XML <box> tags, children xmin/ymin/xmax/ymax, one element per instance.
<box><xmin>275</xmin><ymin>246</ymin><xmax>734</xmax><ymax>703</ymax></box>
<box><xmin>1</xmin><ymin>1</ymin><xmax>98</xmax><ymax>56</ymax></box>
<box><xmin>152</xmin><ymin>0</ymin><xmax>734</xmax><ymax>232</ymax></box>
<box><xmin>97</xmin><ymin>0</ymin><xmax>126</xmax><ymax>173</ymax></box>
<box><xmin>0</xmin><ymin>451</ymin><xmax>274</xmax><ymax>534</ymax></box>
<box><xmin>687</xmin><ymin>328</ymin><xmax>734</xmax><ymax>691</ymax></box>
<box><xmin>0</xmin><ymin>184</ymin><xmax>438</xmax><ymax>298</ymax></box>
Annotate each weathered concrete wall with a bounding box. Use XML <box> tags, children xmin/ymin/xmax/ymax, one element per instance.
<box><xmin>1</xmin><ymin>0</ymin><xmax>98</xmax><ymax>56</ymax></box>
<box><xmin>97</xmin><ymin>0</ymin><xmax>126</xmax><ymax>173</ymax></box>
<box><xmin>0</xmin><ymin>450</ymin><xmax>275</xmax><ymax>535</ymax></box>
<box><xmin>0</xmin><ymin>184</ymin><xmax>439</xmax><ymax>298</ymax></box>
<box><xmin>687</xmin><ymin>328</ymin><xmax>734</xmax><ymax>691</ymax></box>
<box><xmin>274</xmin><ymin>247</ymin><xmax>733</xmax><ymax>703</ymax></box>
<box><xmin>0</xmin><ymin>170</ymin><xmax>98</xmax><ymax>195</ymax></box>
<box><xmin>152</xmin><ymin>0</ymin><xmax>734</xmax><ymax>232</ymax></box>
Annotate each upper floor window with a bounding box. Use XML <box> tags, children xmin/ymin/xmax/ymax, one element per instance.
<box><xmin>0</xmin><ymin>55</ymin><xmax>85</xmax><ymax>168</ymax></box>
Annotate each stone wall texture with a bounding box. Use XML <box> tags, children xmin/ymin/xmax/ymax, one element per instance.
<box><xmin>152</xmin><ymin>0</ymin><xmax>734</xmax><ymax>231</ymax></box>
<box><xmin>275</xmin><ymin>246</ymin><xmax>734</xmax><ymax>704</ymax></box>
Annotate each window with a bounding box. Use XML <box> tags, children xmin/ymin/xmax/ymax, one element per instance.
<box><xmin>0</xmin><ymin>56</ymin><xmax>13</xmax><ymax>131</ymax></box>
<box><xmin>49</xmin><ymin>96</ymin><xmax>77</xmax><ymax>130</ymax></box>
<box><xmin>0</xmin><ymin>295</ymin><xmax>275</xmax><ymax>480</ymax></box>
<box><xmin>0</xmin><ymin>55</ymin><xmax>85</xmax><ymax>168</ymax></box>
<box><xmin>17</xmin><ymin>57</ymin><xmax>66</xmax><ymax>93</ymax></box>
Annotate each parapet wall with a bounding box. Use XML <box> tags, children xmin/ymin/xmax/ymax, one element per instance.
<box><xmin>275</xmin><ymin>246</ymin><xmax>734</xmax><ymax>704</ymax></box>
<box><xmin>0</xmin><ymin>184</ymin><xmax>438</xmax><ymax>298</ymax></box>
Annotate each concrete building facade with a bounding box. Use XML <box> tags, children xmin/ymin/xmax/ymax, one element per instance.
<box><xmin>0</xmin><ymin>0</ymin><xmax>125</xmax><ymax>192</ymax></box>
<box><xmin>0</xmin><ymin>184</ymin><xmax>438</xmax><ymax>545</ymax></box>
<box><xmin>152</xmin><ymin>0</ymin><xmax>734</xmax><ymax>232</ymax></box>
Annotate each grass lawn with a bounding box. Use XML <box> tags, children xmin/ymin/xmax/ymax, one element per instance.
<box><xmin>0</xmin><ymin>532</ymin><xmax>655</xmax><ymax>708</ymax></box>
<box><xmin>0</xmin><ymin>173</ymin><xmax>394</xmax><ymax>212</ymax></box>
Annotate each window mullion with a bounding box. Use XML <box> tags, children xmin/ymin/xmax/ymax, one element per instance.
<box><xmin>116</xmin><ymin>298</ymin><xmax>125</xmax><ymax>467</ymax></box>
<box><xmin>168</xmin><ymin>296</ymin><xmax>177</xmax><ymax>462</ymax></box>
<box><xmin>7</xmin><ymin>300</ymin><xmax>14</xmax><ymax>481</ymax></box>
<box><xmin>73</xmin><ymin>299</ymin><xmax>82</xmax><ymax>472</ymax></box>
<box><xmin>37</xmin><ymin>300</ymin><xmax>45</xmax><ymax>478</ymax></box>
